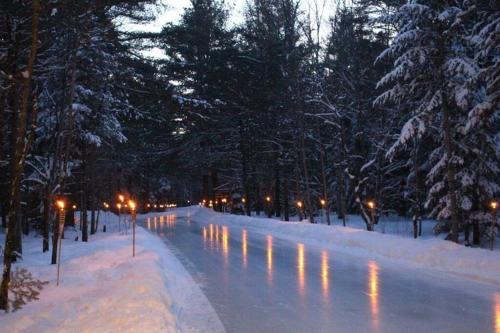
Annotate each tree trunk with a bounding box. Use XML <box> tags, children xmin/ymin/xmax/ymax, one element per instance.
<box><xmin>51</xmin><ymin>213</ymin><xmax>59</xmax><ymax>265</ymax></box>
<box><xmin>254</xmin><ymin>169</ymin><xmax>261</xmax><ymax>216</ymax></box>
<box><xmin>81</xmin><ymin>145</ymin><xmax>88</xmax><ymax>242</ymax></box>
<box><xmin>442</xmin><ymin>101</ymin><xmax>461</xmax><ymax>243</ymax></box>
<box><xmin>300</xmin><ymin>137</ymin><xmax>314</xmax><ymax>224</ymax></box>
<box><xmin>294</xmin><ymin>159</ymin><xmax>303</xmax><ymax>221</ymax></box>
<box><xmin>336</xmin><ymin>168</ymin><xmax>347</xmax><ymax>226</ymax></box>
<box><xmin>283</xmin><ymin>175</ymin><xmax>290</xmax><ymax>221</ymax></box>
<box><xmin>1</xmin><ymin>203</ymin><xmax>6</xmax><ymax>228</ymax></box>
<box><xmin>320</xmin><ymin>145</ymin><xmax>330</xmax><ymax>225</ymax></box>
<box><xmin>43</xmin><ymin>196</ymin><xmax>50</xmax><ymax>252</ymax></box>
<box><xmin>472</xmin><ymin>221</ymin><xmax>480</xmax><ymax>246</ymax></box>
<box><xmin>274</xmin><ymin>163</ymin><xmax>281</xmax><ymax>218</ymax></box>
<box><xmin>413</xmin><ymin>141</ymin><xmax>423</xmax><ymax>239</ymax></box>
<box><xmin>0</xmin><ymin>0</ymin><xmax>41</xmax><ymax>310</ymax></box>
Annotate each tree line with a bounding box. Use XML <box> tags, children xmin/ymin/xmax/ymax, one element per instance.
<box><xmin>159</xmin><ymin>0</ymin><xmax>498</xmax><ymax>245</ymax></box>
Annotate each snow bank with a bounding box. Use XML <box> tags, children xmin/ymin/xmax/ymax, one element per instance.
<box><xmin>189</xmin><ymin>207</ymin><xmax>500</xmax><ymax>285</ymax></box>
<box><xmin>0</xmin><ymin>211</ymin><xmax>224</xmax><ymax>333</ymax></box>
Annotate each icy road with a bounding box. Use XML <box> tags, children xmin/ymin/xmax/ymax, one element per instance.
<box><xmin>143</xmin><ymin>214</ymin><xmax>499</xmax><ymax>333</ymax></box>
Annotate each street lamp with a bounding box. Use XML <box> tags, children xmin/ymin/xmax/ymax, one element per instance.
<box><xmin>55</xmin><ymin>199</ymin><xmax>65</xmax><ymax>286</ymax></box>
<box><xmin>117</xmin><ymin>203</ymin><xmax>122</xmax><ymax>232</ymax></box>
<box><xmin>265</xmin><ymin>196</ymin><xmax>272</xmax><ymax>218</ymax></box>
<box><xmin>103</xmin><ymin>202</ymin><xmax>109</xmax><ymax>232</ymax></box>
<box><xmin>296</xmin><ymin>200</ymin><xmax>303</xmax><ymax>220</ymax></box>
<box><xmin>320</xmin><ymin>199</ymin><xmax>329</xmax><ymax>225</ymax></box>
<box><xmin>490</xmin><ymin>200</ymin><xmax>498</xmax><ymax>250</ymax></box>
<box><xmin>367</xmin><ymin>201</ymin><xmax>376</xmax><ymax>231</ymax></box>
<box><xmin>129</xmin><ymin>200</ymin><xmax>137</xmax><ymax>257</ymax></box>
<box><xmin>118</xmin><ymin>194</ymin><xmax>125</xmax><ymax>203</ymax></box>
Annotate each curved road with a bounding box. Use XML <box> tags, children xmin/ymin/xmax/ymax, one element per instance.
<box><xmin>142</xmin><ymin>214</ymin><xmax>499</xmax><ymax>333</ymax></box>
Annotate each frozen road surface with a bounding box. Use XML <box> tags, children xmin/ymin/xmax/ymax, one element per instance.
<box><xmin>143</xmin><ymin>214</ymin><xmax>499</xmax><ymax>333</ymax></box>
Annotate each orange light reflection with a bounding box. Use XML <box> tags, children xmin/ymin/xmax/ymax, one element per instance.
<box><xmin>242</xmin><ymin>230</ymin><xmax>248</xmax><ymax>268</ymax></box>
<box><xmin>495</xmin><ymin>293</ymin><xmax>500</xmax><ymax>333</ymax></box>
<box><xmin>368</xmin><ymin>261</ymin><xmax>380</xmax><ymax>330</ymax></box>
<box><xmin>321</xmin><ymin>250</ymin><xmax>329</xmax><ymax>299</ymax></box>
<box><xmin>297</xmin><ymin>243</ymin><xmax>305</xmax><ymax>295</ymax></box>
<box><xmin>266</xmin><ymin>235</ymin><xmax>273</xmax><ymax>283</ymax></box>
<box><xmin>222</xmin><ymin>226</ymin><xmax>229</xmax><ymax>264</ymax></box>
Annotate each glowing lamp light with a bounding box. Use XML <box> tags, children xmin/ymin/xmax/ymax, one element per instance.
<box><xmin>242</xmin><ymin>198</ymin><xmax>246</xmax><ymax>203</ymax></box>
<box><xmin>368</xmin><ymin>201</ymin><xmax>375</xmax><ymax>209</ymax></box>
<box><xmin>154</xmin><ymin>204</ymin><xmax>157</xmax><ymax>208</ymax></box>
<box><xmin>129</xmin><ymin>200</ymin><xmax>136</xmax><ymax>211</ymax></box>
<box><xmin>72</xmin><ymin>205</ymin><xmax>77</xmax><ymax>209</ymax></box>
<box><xmin>118</xmin><ymin>194</ymin><xmax>125</xmax><ymax>202</ymax></box>
<box><xmin>221</xmin><ymin>198</ymin><xmax>227</xmax><ymax>203</ymax></box>
<box><xmin>320</xmin><ymin>199</ymin><xmax>326</xmax><ymax>207</ymax></box>
<box><xmin>266</xmin><ymin>196</ymin><xmax>271</xmax><ymax>202</ymax></box>
<box><xmin>491</xmin><ymin>201</ymin><xmax>498</xmax><ymax>210</ymax></box>
<box><xmin>215</xmin><ymin>200</ymin><xmax>218</xmax><ymax>205</ymax></box>
<box><xmin>297</xmin><ymin>201</ymin><xmax>303</xmax><ymax>208</ymax></box>
<box><xmin>147</xmin><ymin>204</ymin><xmax>151</xmax><ymax>208</ymax></box>
<box><xmin>56</xmin><ymin>200</ymin><xmax>65</xmax><ymax>210</ymax></box>
<box><xmin>117</xmin><ymin>203</ymin><xmax>122</xmax><ymax>209</ymax></box>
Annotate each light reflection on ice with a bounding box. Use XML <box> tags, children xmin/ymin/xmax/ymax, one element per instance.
<box><xmin>368</xmin><ymin>260</ymin><xmax>380</xmax><ymax>331</ymax></box>
<box><xmin>297</xmin><ymin>243</ymin><xmax>305</xmax><ymax>296</ymax></box>
<box><xmin>495</xmin><ymin>293</ymin><xmax>500</xmax><ymax>333</ymax></box>
<box><xmin>267</xmin><ymin>235</ymin><xmax>273</xmax><ymax>284</ymax></box>
<box><xmin>321</xmin><ymin>250</ymin><xmax>329</xmax><ymax>300</ymax></box>
<box><xmin>242</xmin><ymin>229</ymin><xmax>248</xmax><ymax>268</ymax></box>
<box><xmin>222</xmin><ymin>226</ymin><xmax>229</xmax><ymax>265</ymax></box>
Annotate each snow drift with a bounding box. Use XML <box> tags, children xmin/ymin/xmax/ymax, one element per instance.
<box><xmin>187</xmin><ymin>207</ymin><xmax>500</xmax><ymax>285</ymax></box>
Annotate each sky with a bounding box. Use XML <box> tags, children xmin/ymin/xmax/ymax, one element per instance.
<box><xmin>124</xmin><ymin>0</ymin><xmax>336</xmax><ymax>58</ymax></box>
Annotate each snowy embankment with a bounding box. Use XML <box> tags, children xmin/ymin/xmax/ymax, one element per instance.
<box><xmin>189</xmin><ymin>207</ymin><xmax>500</xmax><ymax>285</ymax></box>
<box><xmin>0</xmin><ymin>212</ymin><xmax>224</xmax><ymax>333</ymax></box>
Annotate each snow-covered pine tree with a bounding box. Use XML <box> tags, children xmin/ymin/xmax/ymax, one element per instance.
<box><xmin>375</xmin><ymin>1</ymin><xmax>484</xmax><ymax>242</ymax></box>
<box><xmin>457</xmin><ymin>2</ymin><xmax>499</xmax><ymax>244</ymax></box>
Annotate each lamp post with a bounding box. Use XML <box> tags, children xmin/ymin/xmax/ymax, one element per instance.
<box><xmin>221</xmin><ymin>198</ymin><xmax>227</xmax><ymax>213</ymax></box>
<box><xmin>297</xmin><ymin>201</ymin><xmax>303</xmax><ymax>221</ymax></box>
<box><xmin>103</xmin><ymin>202</ymin><xmax>109</xmax><ymax>232</ymax></box>
<box><xmin>129</xmin><ymin>200</ymin><xmax>137</xmax><ymax>257</ymax></box>
<box><xmin>367</xmin><ymin>201</ymin><xmax>375</xmax><ymax>231</ymax></box>
<box><xmin>491</xmin><ymin>201</ymin><xmax>498</xmax><ymax>250</ymax></box>
<box><xmin>56</xmin><ymin>199</ymin><xmax>65</xmax><ymax>286</ymax></box>
<box><xmin>265</xmin><ymin>196</ymin><xmax>272</xmax><ymax>218</ymax></box>
<box><xmin>117</xmin><ymin>203</ymin><xmax>122</xmax><ymax>232</ymax></box>
<box><xmin>320</xmin><ymin>199</ymin><xmax>329</xmax><ymax>225</ymax></box>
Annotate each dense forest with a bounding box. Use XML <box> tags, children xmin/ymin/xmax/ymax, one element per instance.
<box><xmin>0</xmin><ymin>0</ymin><xmax>498</xmax><ymax>310</ymax></box>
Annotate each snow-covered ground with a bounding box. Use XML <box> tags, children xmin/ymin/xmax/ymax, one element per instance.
<box><xmin>189</xmin><ymin>207</ymin><xmax>500</xmax><ymax>285</ymax></box>
<box><xmin>0</xmin><ymin>211</ymin><xmax>224</xmax><ymax>333</ymax></box>
<box><xmin>1</xmin><ymin>206</ymin><xmax>498</xmax><ymax>332</ymax></box>
<box><xmin>250</xmin><ymin>210</ymin><xmax>440</xmax><ymax>239</ymax></box>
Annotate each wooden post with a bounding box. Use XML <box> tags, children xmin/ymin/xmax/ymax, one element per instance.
<box><xmin>132</xmin><ymin>211</ymin><xmax>136</xmax><ymax>257</ymax></box>
<box><xmin>491</xmin><ymin>202</ymin><xmax>498</xmax><ymax>251</ymax></box>
<box><xmin>57</xmin><ymin>206</ymin><xmax>65</xmax><ymax>286</ymax></box>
